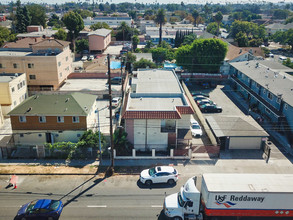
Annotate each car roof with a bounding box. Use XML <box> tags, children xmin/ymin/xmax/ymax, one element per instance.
<box><xmin>33</xmin><ymin>199</ymin><xmax>52</xmax><ymax>210</ymax></box>
<box><xmin>155</xmin><ymin>166</ymin><xmax>175</xmax><ymax>173</ymax></box>
<box><xmin>112</xmin><ymin>97</ymin><xmax>120</xmax><ymax>101</ymax></box>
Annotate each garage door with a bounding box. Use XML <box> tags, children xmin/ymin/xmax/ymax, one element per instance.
<box><xmin>229</xmin><ymin>137</ymin><xmax>262</xmax><ymax>149</ymax></box>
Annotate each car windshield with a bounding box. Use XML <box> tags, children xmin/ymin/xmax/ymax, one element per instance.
<box><xmin>178</xmin><ymin>193</ymin><xmax>185</xmax><ymax>207</ymax></box>
<box><xmin>49</xmin><ymin>200</ymin><xmax>60</xmax><ymax>211</ymax></box>
<box><xmin>192</xmin><ymin>124</ymin><xmax>200</xmax><ymax>129</ymax></box>
<box><xmin>26</xmin><ymin>200</ymin><xmax>37</xmax><ymax>213</ymax></box>
<box><xmin>148</xmin><ymin>167</ymin><xmax>156</xmax><ymax>176</ymax></box>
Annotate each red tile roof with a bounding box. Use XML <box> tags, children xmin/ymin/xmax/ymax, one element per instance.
<box><xmin>176</xmin><ymin>106</ymin><xmax>194</xmax><ymax>114</ymax></box>
<box><xmin>123</xmin><ymin>111</ymin><xmax>181</xmax><ymax>119</ymax></box>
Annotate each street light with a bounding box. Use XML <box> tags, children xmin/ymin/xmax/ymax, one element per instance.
<box><xmin>95</xmin><ymin>106</ymin><xmax>107</xmax><ymax>164</ymax></box>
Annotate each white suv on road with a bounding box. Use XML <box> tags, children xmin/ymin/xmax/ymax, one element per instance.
<box><xmin>140</xmin><ymin>166</ymin><xmax>179</xmax><ymax>186</ymax></box>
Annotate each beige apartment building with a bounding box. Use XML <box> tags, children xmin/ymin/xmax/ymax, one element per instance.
<box><xmin>0</xmin><ymin>73</ymin><xmax>27</xmax><ymax>116</ymax></box>
<box><xmin>88</xmin><ymin>28</ymin><xmax>112</xmax><ymax>53</ymax></box>
<box><xmin>0</xmin><ymin>39</ymin><xmax>73</xmax><ymax>91</ymax></box>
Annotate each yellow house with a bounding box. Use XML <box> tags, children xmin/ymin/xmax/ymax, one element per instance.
<box><xmin>0</xmin><ymin>73</ymin><xmax>27</xmax><ymax>116</ymax></box>
<box><xmin>0</xmin><ymin>39</ymin><xmax>73</xmax><ymax>91</ymax></box>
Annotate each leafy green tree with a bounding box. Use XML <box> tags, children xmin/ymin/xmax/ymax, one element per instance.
<box><xmin>145</xmin><ymin>40</ymin><xmax>154</xmax><ymax>49</ymax></box>
<box><xmin>63</xmin><ymin>11</ymin><xmax>84</xmax><ymax>52</ymax></box>
<box><xmin>285</xmin><ymin>17</ymin><xmax>293</xmax><ymax>24</ymax></box>
<box><xmin>154</xmin><ymin>9</ymin><xmax>166</xmax><ymax>45</ymax></box>
<box><xmin>272</xmin><ymin>29</ymin><xmax>293</xmax><ymax>51</ymax></box>
<box><xmin>206</xmin><ymin>22</ymin><xmax>218</xmax><ymax>35</ymax></box>
<box><xmin>125</xmin><ymin>52</ymin><xmax>136</xmax><ymax>72</ymax></box>
<box><xmin>183</xmin><ymin>33</ymin><xmax>197</xmax><ymax>45</ymax></box>
<box><xmin>90</xmin><ymin>22</ymin><xmax>111</xmax><ymax>30</ymax></box>
<box><xmin>48</xmin><ymin>14</ymin><xmax>63</xmax><ymax>28</ymax></box>
<box><xmin>114</xmin><ymin>129</ymin><xmax>132</xmax><ymax>156</ymax></box>
<box><xmin>27</xmin><ymin>4</ymin><xmax>47</xmax><ymax>28</ymax></box>
<box><xmin>176</xmin><ymin>38</ymin><xmax>228</xmax><ymax>73</ymax></box>
<box><xmin>235</xmin><ymin>32</ymin><xmax>249</xmax><ymax>47</ymax></box>
<box><xmin>110</xmin><ymin>4</ymin><xmax>116</xmax><ymax>12</ymax></box>
<box><xmin>0</xmin><ymin>26</ymin><xmax>16</xmax><ymax>47</ymax></box>
<box><xmin>15</xmin><ymin>0</ymin><xmax>27</xmax><ymax>33</ymax></box>
<box><xmin>132</xmin><ymin>35</ymin><xmax>139</xmax><ymax>51</ymax></box>
<box><xmin>133</xmin><ymin>58</ymin><xmax>157</xmax><ymax>70</ymax></box>
<box><xmin>79</xmin><ymin>130</ymin><xmax>106</xmax><ymax>150</ymax></box>
<box><xmin>128</xmin><ymin>10</ymin><xmax>137</xmax><ymax>20</ymax></box>
<box><xmin>54</xmin><ymin>29</ymin><xmax>67</xmax><ymax>41</ymax></box>
<box><xmin>283</xmin><ymin>58</ymin><xmax>293</xmax><ymax>69</ymax></box>
<box><xmin>213</xmin><ymin>11</ymin><xmax>223</xmax><ymax>36</ymax></box>
<box><xmin>192</xmin><ymin>9</ymin><xmax>199</xmax><ymax>26</ymax></box>
<box><xmin>74</xmin><ymin>9</ymin><xmax>93</xmax><ymax>19</ymax></box>
<box><xmin>158</xmin><ymin>40</ymin><xmax>172</xmax><ymax>49</ymax></box>
<box><xmin>116</xmin><ymin>22</ymin><xmax>138</xmax><ymax>41</ymax></box>
<box><xmin>151</xmin><ymin>47</ymin><xmax>175</xmax><ymax>64</ymax></box>
<box><xmin>76</xmin><ymin>39</ymin><xmax>89</xmax><ymax>54</ymax></box>
<box><xmin>273</xmin><ymin>9</ymin><xmax>290</xmax><ymax>19</ymax></box>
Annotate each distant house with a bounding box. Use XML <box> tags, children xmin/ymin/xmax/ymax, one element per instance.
<box><xmin>88</xmin><ymin>28</ymin><xmax>111</xmax><ymax>53</ymax></box>
<box><xmin>229</xmin><ymin>60</ymin><xmax>293</xmax><ymax>150</ymax></box>
<box><xmin>0</xmin><ymin>14</ymin><xmax>6</xmax><ymax>22</ymax></box>
<box><xmin>16</xmin><ymin>29</ymin><xmax>57</xmax><ymax>40</ymax></box>
<box><xmin>137</xmin><ymin>20</ymin><xmax>156</xmax><ymax>34</ymax></box>
<box><xmin>122</xmin><ymin>69</ymin><xmax>194</xmax><ymax>151</ymax></box>
<box><xmin>8</xmin><ymin>92</ymin><xmax>97</xmax><ymax>145</ymax></box>
<box><xmin>0</xmin><ymin>73</ymin><xmax>27</xmax><ymax>116</ymax></box>
<box><xmin>84</xmin><ymin>16</ymin><xmax>132</xmax><ymax>28</ymax></box>
<box><xmin>265</xmin><ymin>23</ymin><xmax>293</xmax><ymax>36</ymax></box>
<box><xmin>27</xmin><ymin>25</ymin><xmax>43</xmax><ymax>33</ymax></box>
<box><xmin>0</xmin><ymin>39</ymin><xmax>73</xmax><ymax>91</ymax></box>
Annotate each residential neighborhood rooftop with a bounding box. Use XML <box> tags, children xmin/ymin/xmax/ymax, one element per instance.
<box><xmin>8</xmin><ymin>92</ymin><xmax>96</xmax><ymax>116</ymax></box>
<box><xmin>88</xmin><ymin>28</ymin><xmax>112</xmax><ymax>37</ymax></box>
<box><xmin>128</xmin><ymin>97</ymin><xmax>183</xmax><ymax>111</ymax></box>
<box><xmin>230</xmin><ymin>60</ymin><xmax>293</xmax><ymax>106</ymax></box>
<box><xmin>0</xmin><ymin>73</ymin><xmax>24</xmax><ymax>83</ymax></box>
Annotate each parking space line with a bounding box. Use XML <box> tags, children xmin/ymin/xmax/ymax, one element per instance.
<box><xmin>87</xmin><ymin>205</ymin><xmax>107</xmax><ymax>208</ymax></box>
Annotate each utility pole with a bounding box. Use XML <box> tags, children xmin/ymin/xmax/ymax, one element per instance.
<box><xmin>107</xmin><ymin>54</ymin><xmax>114</xmax><ymax>175</ymax></box>
<box><xmin>120</xmin><ymin>56</ymin><xmax>124</xmax><ymax>104</ymax></box>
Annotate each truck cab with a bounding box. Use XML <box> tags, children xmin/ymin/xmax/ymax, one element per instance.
<box><xmin>164</xmin><ymin>177</ymin><xmax>202</xmax><ymax>220</ymax></box>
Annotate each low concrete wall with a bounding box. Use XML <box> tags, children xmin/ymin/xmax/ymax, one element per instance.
<box><xmin>113</xmin><ymin>148</ymin><xmax>192</xmax><ymax>160</ymax></box>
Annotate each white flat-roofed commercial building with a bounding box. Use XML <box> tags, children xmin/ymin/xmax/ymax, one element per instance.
<box><xmin>84</xmin><ymin>16</ymin><xmax>132</xmax><ymax>28</ymax></box>
<box><xmin>122</xmin><ymin>69</ymin><xmax>194</xmax><ymax>151</ymax></box>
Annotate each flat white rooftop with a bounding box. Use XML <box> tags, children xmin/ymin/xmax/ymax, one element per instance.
<box><xmin>128</xmin><ymin>97</ymin><xmax>183</xmax><ymax>111</ymax></box>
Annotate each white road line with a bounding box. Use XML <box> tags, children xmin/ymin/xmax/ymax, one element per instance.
<box><xmin>87</xmin><ymin>205</ymin><xmax>107</xmax><ymax>208</ymax></box>
<box><xmin>151</xmin><ymin>205</ymin><xmax>162</xmax><ymax>208</ymax></box>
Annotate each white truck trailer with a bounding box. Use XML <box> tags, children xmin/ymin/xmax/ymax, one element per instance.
<box><xmin>164</xmin><ymin>173</ymin><xmax>293</xmax><ymax>220</ymax></box>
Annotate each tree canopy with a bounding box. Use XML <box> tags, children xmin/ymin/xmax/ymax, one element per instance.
<box><xmin>27</xmin><ymin>4</ymin><xmax>47</xmax><ymax>28</ymax></box>
<box><xmin>90</xmin><ymin>22</ymin><xmax>111</xmax><ymax>30</ymax></box>
<box><xmin>54</xmin><ymin>29</ymin><xmax>67</xmax><ymax>41</ymax></box>
<box><xmin>272</xmin><ymin>29</ymin><xmax>293</xmax><ymax>51</ymax></box>
<box><xmin>176</xmin><ymin>38</ymin><xmax>228</xmax><ymax>73</ymax></box>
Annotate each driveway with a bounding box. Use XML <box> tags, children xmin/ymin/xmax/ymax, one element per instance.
<box><xmin>103</xmin><ymin>45</ymin><xmax>123</xmax><ymax>55</ymax></box>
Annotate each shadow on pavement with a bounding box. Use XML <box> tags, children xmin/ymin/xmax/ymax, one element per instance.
<box><xmin>157</xmin><ymin>209</ymin><xmax>168</xmax><ymax>220</ymax></box>
<box><xmin>136</xmin><ymin>180</ymin><xmax>176</xmax><ymax>190</ymax></box>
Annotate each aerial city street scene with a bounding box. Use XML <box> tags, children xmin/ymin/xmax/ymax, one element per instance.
<box><xmin>0</xmin><ymin>0</ymin><xmax>293</xmax><ymax>219</ymax></box>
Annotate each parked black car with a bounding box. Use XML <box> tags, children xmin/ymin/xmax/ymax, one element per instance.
<box><xmin>199</xmin><ymin>104</ymin><xmax>222</xmax><ymax>113</ymax></box>
<box><xmin>110</xmin><ymin>77</ymin><xmax>122</xmax><ymax>85</ymax></box>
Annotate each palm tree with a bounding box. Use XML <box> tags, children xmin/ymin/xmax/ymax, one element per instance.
<box><xmin>119</xmin><ymin>21</ymin><xmax>128</xmax><ymax>42</ymax></box>
<box><xmin>192</xmin><ymin>9</ymin><xmax>199</xmax><ymax>27</ymax></box>
<box><xmin>154</xmin><ymin>9</ymin><xmax>166</xmax><ymax>45</ymax></box>
<box><xmin>214</xmin><ymin>11</ymin><xmax>223</xmax><ymax>37</ymax></box>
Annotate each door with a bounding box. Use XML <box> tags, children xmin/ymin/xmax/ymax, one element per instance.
<box><xmin>46</xmin><ymin>133</ymin><xmax>52</xmax><ymax>144</ymax></box>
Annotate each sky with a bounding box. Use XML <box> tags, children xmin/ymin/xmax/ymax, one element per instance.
<box><xmin>2</xmin><ymin>0</ymin><xmax>293</xmax><ymax>4</ymax></box>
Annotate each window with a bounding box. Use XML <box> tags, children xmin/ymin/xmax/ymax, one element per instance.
<box><xmin>28</xmin><ymin>63</ymin><xmax>34</xmax><ymax>68</ymax></box>
<box><xmin>19</xmin><ymin>116</ymin><xmax>26</xmax><ymax>122</ymax></box>
<box><xmin>55</xmin><ymin>134</ymin><xmax>59</xmax><ymax>137</ymax></box>
<box><xmin>39</xmin><ymin>116</ymin><xmax>46</xmax><ymax>123</ymax></box>
<box><xmin>263</xmin><ymin>89</ymin><xmax>266</xmax><ymax>94</ymax></box>
<box><xmin>72</xmin><ymin>116</ymin><xmax>79</xmax><ymax>123</ymax></box>
<box><xmin>58</xmin><ymin>61</ymin><xmax>61</xmax><ymax>67</ymax></box>
<box><xmin>267</xmin><ymin>92</ymin><xmax>273</xmax><ymax>100</ymax></box>
<box><xmin>22</xmin><ymin>80</ymin><xmax>25</xmax><ymax>86</ymax></box>
<box><xmin>17</xmin><ymin>84</ymin><xmax>20</xmax><ymax>90</ymax></box>
<box><xmin>11</xmin><ymin>87</ymin><xmax>15</xmax><ymax>92</ymax></box>
<box><xmin>57</xmin><ymin>116</ymin><xmax>64</xmax><ymax>123</ymax></box>
<box><xmin>13</xmin><ymin>63</ymin><xmax>18</xmax><ymax>68</ymax></box>
<box><xmin>14</xmin><ymin>101</ymin><xmax>17</xmax><ymax>106</ymax></box>
<box><xmin>38</xmin><ymin>134</ymin><xmax>42</xmax><ymax>137</ymax></box>
<box><xmin>276</xmin><ymin>98</ymin><xmax>281</xmax><ymax>104</ymax></box>
<box><xmin>66</xmin><ymin>56</ymin><xmax>68</xmax><ymax>61</ymax></box>
<box><xmin>20</xmin><ymin>133</ymin><xmax>24</xmax><ymax>137</ymax></box>
<box><xmin>265</xmin><ymin>108</ymin><xmax>271</xmax><ymax>115</ymax></box>
<box><xmin>256</xmin><ymin>83</ymin><xmax>260</xmax><ymax>88</ymax></box>
<box><xmin>59</xmin><ymin>72</ymin><xmax>62</xmax><ymax>77</ymax></box>
<box><xmin>284</xmin><ymin>104</ymin><xmax>288</xmax><ymax>110</ymax></box>
<box><xmin>29</xmin><ymin>75</ymin><xmax>36</xmax><ymax>80</ymax></box>
<box><xmin>0</xmin><ymin>63</ymin><xmax>2</xmax><ymax>68</ymax></box>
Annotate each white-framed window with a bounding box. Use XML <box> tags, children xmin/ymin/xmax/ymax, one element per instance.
<box><xmin>39</xmin><ymin>116</ymin><xmax>46</xmax><ymax>123</ymax></box>
<box><xmin>13</xmin><ymin>63</ymin><xmax>19</xmax><ymax>68</ymax></box>
<box><xmin>256</xmin><ymin>83</ymin><xmax>260</xmax><ymax>88</ymax></box>
<box><xmin>57</xmin><ymin>116</ymin><xmax>64</xmax><ymax>123</ymax></box>
<box><xmin>11</xmin><ymin>87</ymin><xmax>15</xmax><ymax>92</ymax></box>
<box><xmin>19</xmin><ymin>116</ymin><xmax>26</xmax><ymax>122</ymax></box>
<box><xmin>58</xmin><ymin>61</ymin><xmax>61</xmax><ymax>67</ymax></box>
<box><xmin>276</xmin><ymin>98</ymin><xmax>281</xmax><ymax>104</ymax></box>
<box><xmin>265</xmin><ymin>108</ymin><xmax>271</xmax><ymax>115</ymax></box>
<box><xmin>72</xmin><ymin>116</ymin><xmax>79</xmax><ymax>123</ymax></box>
<box><xmin>66</xmin><ymin>56</ymin><xmax>68</xmax><ymax>61</ymax></box>
<box><xmin>267</xmin><ymin>92</ymin><xmax>273</xmax><ymax>100</ymax></box>
<box><xmin>22</xmin><ymin>80</ymin><xmax>25</xmax><ymax>86</ymax></box>
<box><xmin>263</xmin><ymin>89</ymin><xmax>266</xmax><ymax>94</ymax></box>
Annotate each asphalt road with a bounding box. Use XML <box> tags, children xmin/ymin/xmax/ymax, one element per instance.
<box><xmin>0</xmin><ymin>174</ymin><xmax>190</xmax><ymax>220</ymax></box>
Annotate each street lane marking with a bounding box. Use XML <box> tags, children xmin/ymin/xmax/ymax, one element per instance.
<box><xmin>151</xmin><ymin>205</ymin><xmax>162</xmax><ymax>208</ymax></box>
<box><xmin>87</xmin><ymin>205</ymin><xmax>107</xmax><ymax>208</ymax></box>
